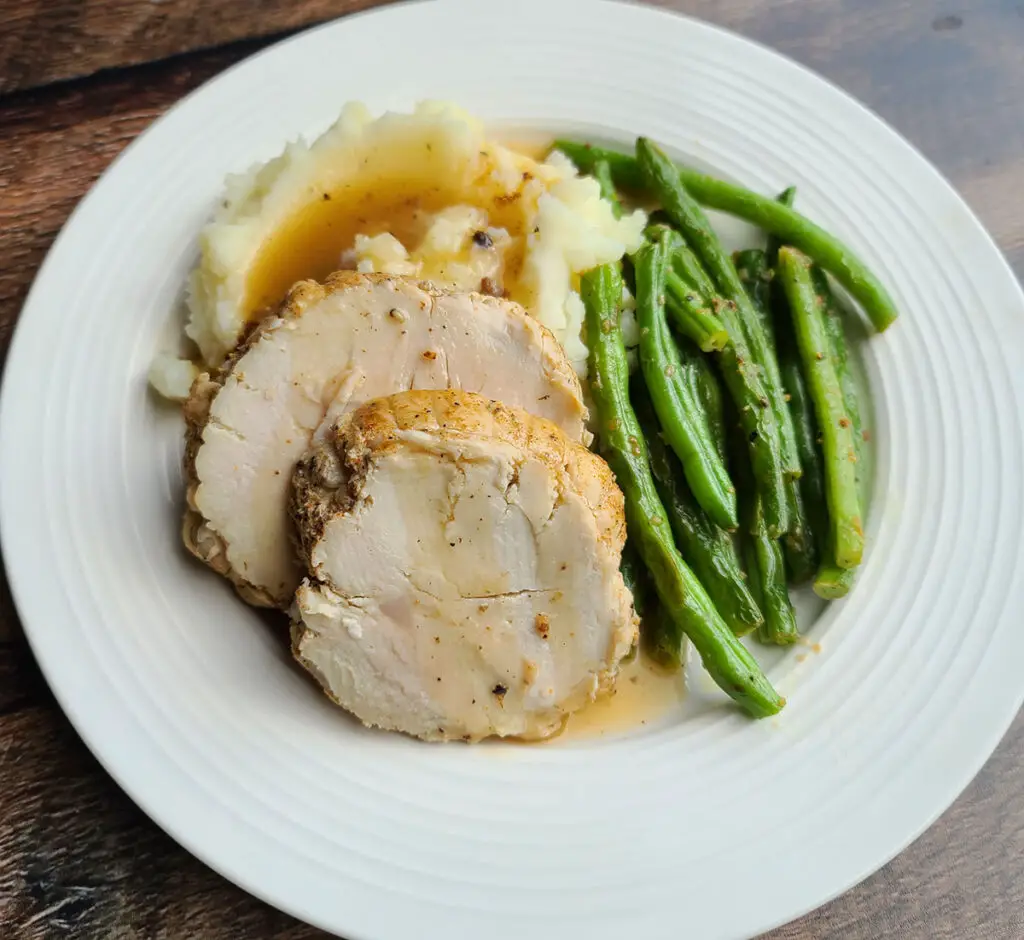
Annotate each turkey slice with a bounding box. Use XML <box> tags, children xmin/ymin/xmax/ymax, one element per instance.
<box><xmin>183</xmin><ymin>273</ymin><xmax>588</xmax><ymax>607</ymax></box>
<box><xmin>290</xmin><ymin>390</ymin><xmax>636</xmax><ymax>742</ymax></box>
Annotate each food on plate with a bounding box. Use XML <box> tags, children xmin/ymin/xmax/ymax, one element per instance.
<box><xmin>810</xmin><ymin>262</ymin><xmax>866</xmax><ymax>598</ymax></box>
<box><xmin>183</xmin><ymin>272</ymin><xmax>588</xmax><ymax>607</ymax></box>
<box><xmin>663</xmin><ymin>270</ymin><xmax>729</xmax><ymax>352</ymax></box>
<box><xmin>633</xmin><ymin>383</ymin><xmax>763</xmax><ymax>639</ymax></box>
<box><xmin>148</xmin><ymin>354</ymin><xmax>200</xmax><ymax>402</ymax></box>
<box><xmin>773</xmin><ymin>318</ymin><xmax>826</xmax><ymax>584</ymax></box>
<box><xmin>647</xmin><ymin>197</ymin><xmax>791</xmax><ymax>542</ymax></box>
<box><xmin>568</xmin><ymin>135</ymin><xmax>883</xmax><ymax>673</ymax></box>
<box><xmin>554</xmin><ymin>138</ymin><xmax>900</xmax><ymax>332</ymax></box>
<box><xmin>638</xmin><ymin>138</ymin><xmax>797</xmax><ymax>538</ymax></box>
<box><xmin>170</xmin><ymin>101</ymin><xmax>645</xmax><ymax>392</ymax></box>
<box><xmin>733</xmin><ymin>241</ymin><xmax>812</xmax><ymax>575</ymax></box>
<box><xmin>289</xmin><ymin>390</ymin><xmax>636</xmax><ymax>741</ymax></box>
<box><xmin>776</xmin><ymin>247</ymin><xmax>864</xmax><ymax>571</ymax></box>
<box><xmin>616</xmin><ymin>544</ymin><xmax>651</xmax><ymax>663</ymax></box>
<box><xmin>643</xmin><ymin>224</ymin><xmax>731</xmax><ymax>354</ymax></box>
<box><xmin>581</xmin><ymin>262</ymin><xmax>784</xmax><ymax>718</ymax></box>
<box><xmin>166</xmin><ymin>99</ymin><xmax>894</xmax><ymax>731</ymax></box>
<box><xmin>633</xmin><ymin>231</ymin><xmax>737</xmax><ymax>531</ymax></box>
<box><xmin>726</xmin><ymin>396</ymin><xmax>800</xmax><ymax>647</ymax></box>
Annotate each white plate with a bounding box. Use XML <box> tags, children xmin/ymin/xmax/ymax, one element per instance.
<box><xmin>2</xmin><ymin>1</ymin><xmax>1023</xmax><ymax>937</ymax></box>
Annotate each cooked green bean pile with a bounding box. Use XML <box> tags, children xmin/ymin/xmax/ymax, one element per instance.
<box><xmin>566</xmin><ymin>137</ymin><xmax>890</xmax><ymax>717</ymax></box>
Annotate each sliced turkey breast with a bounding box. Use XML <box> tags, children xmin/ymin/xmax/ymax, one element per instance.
<box><xmin>183</xmin><ymin>272</ymin><xmax>588</xmax><ymax>607</ymax></box>
<box><xmin>290</xmin><ymin>390</ymin><xmax>636</xmax><ymax>742</ymax></box>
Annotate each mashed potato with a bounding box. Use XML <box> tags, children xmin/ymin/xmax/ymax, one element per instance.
<box><xmin>157</xmin><ymin>102</ymin><xmax>645</xmax><ymax>399</ymax></box>
<box><xmin>348</xmin><ymin>172</ymin><xmax>644</xmax><ymax>370</ymax></box>
<box><xmin>349</xmin><ymin>206</ymin><xmax>511</xmax><ymax>288</ymax></box>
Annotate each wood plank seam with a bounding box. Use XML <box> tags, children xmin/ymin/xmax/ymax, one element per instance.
<box><xmin>0</xmin><ymin>0</ymin><xmax>402</xmax><ymax>96</ymax></box>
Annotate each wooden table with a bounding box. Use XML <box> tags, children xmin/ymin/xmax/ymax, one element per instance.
<box><xmin>1</xmin><ymin>1</ymin><xmax>1022</xmax><ymax>936</ymax></box>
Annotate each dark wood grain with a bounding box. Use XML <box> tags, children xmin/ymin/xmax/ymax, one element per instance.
<box><xmin>0</xmin><ymin>0</ymin><xmax>400</xmax><ymax>95</ymax></box>
<box><xmin>0</xmin><ymin>0</ymin><xmax>1022</xmax><ymax>937</ymax></box>
<box><xmin>0</xmin><ymin>40</ymin><xmax>271</xmax><ymax>415</ymax></box>
<box><xmin>0</xmin><ymin>700</ymin><xmax>326</xmax><ymax>940</ymax></box>
<box><xmin>1</xmin><ymin>656</ymin><xmax>1021</xmax><ymax>940</ymax></box>
<box><xmin>652</xmin><ymin>0</ymin><xmax>1024</xmax><ymax>269</ymax></box>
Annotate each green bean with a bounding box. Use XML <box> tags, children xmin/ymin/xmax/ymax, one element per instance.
<box><xmin>742</xmin><ymin>538</ymin><xmax>764</xmax><ymax>611</ymax></box>
<box><xmin>766</xmin><ymin>186</ymin><xmax>797</xmax><ymax>313</ymax></box>
<box><xmin>734</xmin><ymin>247</ymin><xmax>810</xmax><ymax>571</ymax></box>
<box><xmin>618</xmin><ymin>544</ymin><xmax>648</xmax><ymax>663</ymax></box>
<box><xmin>665</xmin><ymin>271</ymin><xmax>729</xmax><ymax>351</ymax></box>
<box><xmin>553</xmin><ymin>140</ymin><xmax>898</xmax><ymax>332</ymax></box>
<box><xmin>672</xmin><ymin>242</ymin><xmax>718</xmax><ymax>298</ymax></box>
<box><xmin>620</xmin><ymin>542</ymin><xmax>648</xmax><ymax>606</ymax></box>
<box><xmin>735</xmin><ymin>248</ymin><xmax>784</xmax><ymax>391</ymax></box>
<box><xmin>765</xmin><ymin>185</ymin><xmax>797</xmax><ymax>267</ymax></box>
<box><xmin>779</xmin><ymin>357</ymin><xmax>826</xmax><ymax>583</ymax></box>
<box><xmin>644</xmin><ymin>222</ymin><xmax>683</xmax><ymax>249</ymax></box>
<box><xmin>816</xmin><ymin>267</ymin><xmax>864</xmax><ymax>460</ymax></box>
<box><xmin>639</xmin><ymin>601</ymin><xmax>691</xmax><ymax>667</ymax></box>
<box><xmin>728</xmin><ymin>423</ymin><xmax>799</xmax><ymax>644</ymax></box>
<box><xmin>777</xmin><ymin>247</ymin><xmax>863</xmax><ymax>569</ymax></box>
<box><xmin>635</xmin><ymin>138</ymin><xmax>789</xmax><ymax>537</ymax></box>
<box><xmin>634</xmin><ymin>226</ymin><xmax>684</xmax><ymax>301</ymax></box>
<box><xmin>733</xmin><ymin>248</ymin><xmax>774</xmax><ymax>322</ymax></box>
<box><xmin>685</xmin><ymin>340</ymin><xmax>728</xmax><ymax>465</ymax></box>
<box><xmin>647</xmin><ymin>223</ymin><xmax>720</xmax><ymax>311</ymax></box>
<box><xmin>730</xmin><ymin>246</ymin><xmax>802</xmax><ymax>484</ymax></box>
<box><xmin>634</xmin><ymin>235</ymin><xmax>738</xmax><ymax>530</ymax></box>
<box><xmin>634</xmin><ymin>383</ymin><xmax>763</xmax><ymax>637</ymax></box>
<box><xmin>581</xmin><ymin>262</ymin><xmax>783</xmax><ymax>717</ymax></box>
<box><xmin>763</xmin><ymin>188</ymin><xmax>826</xmax><ymax>581</ymax></box>
<box><xmin>621</xmin><ymin>543</ymin><xmax>674</xmax><ymax>653</ymax></box>
<box><xmin>750</xmin><ymin>499</ymin><xmax>800</xmax><ymax>645</ymax></box>
<box><xmin>814</xmin><ymin>543</ymin><xmax>856</xmax><ymax>599</ymax></box>
<box><xmin>717</xmin><ymin>331</ymin><xmax>789</xmax><ymax>538</ymax></box>
<box><xmin>655</xmin><ymin>325</ymin><xmax>728</xmax><ymax>466</ymax></box>
<box><xmin>812</xmin><ymin>267</ymin><xmax>865</xmax><ymax>597</ymax></box>
<box><xmin>646</xmin><ymin>208</ymin><xmax>673</xmax><ymax>229</ymax></box>
<box><xmin>647</xmin><ymin>225</ymin><xmax>729</xmax><ymax>350</ymax></box>
<box><xmin>592</xmin><ymin>158</ymin><xmax>623</xmax><ymax>219</ymax></box>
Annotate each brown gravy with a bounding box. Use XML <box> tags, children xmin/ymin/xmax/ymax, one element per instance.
<box><xmin>242</xmin><ymin>162</ymin><xmax>538</xmax><ymax>320</ymax></box>
<box><xmin>244</xmin><ymin>180</ymin><xmax>459</xmax><ymax>318</ymax></box>
<box><xmin>556</xmin><ymin>654</ymin><xmax>686</xmax><ymax>741</ymax></box>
